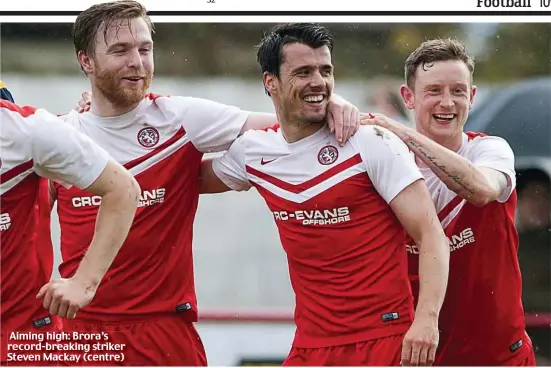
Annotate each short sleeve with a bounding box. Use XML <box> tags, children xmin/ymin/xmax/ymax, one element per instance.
<box><xmin>211</xmin><ymin>136</ymin><xmax>252</xmax><ymax>191</ymax></box>
<box><xmin>352</xmin><ymin>126</ymin><xmax>424</xmax><ymax>203</ymax></box>
<box><xmin>469</xmin><ymin>135</ymin><xmax>516</xmax><ymax>203</ymax></box>
<box><xmin>30</xmin><ymin>109</ymin><xmax>111</xmax><ymax>190</ymax></box>
<box><xmin>156</xmin><ymin>95</ymin><xmax>251</xmax><ymax>153</ymax></box>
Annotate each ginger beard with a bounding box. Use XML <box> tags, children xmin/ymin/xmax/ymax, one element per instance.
<box><xmin>95</xmin><ymin>65</ymin><xmax>152</xmax><ymax>108</ymax></box>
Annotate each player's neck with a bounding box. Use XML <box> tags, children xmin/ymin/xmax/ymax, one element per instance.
<box><xmin>89</xmin><ymin>88</ymin><xmax>141</xmax><ymax>118</ymax></box>
<box><xmin>279</xmin><ymin>120</ymin><xmax>325</xmax><ymax>143</ymax></box>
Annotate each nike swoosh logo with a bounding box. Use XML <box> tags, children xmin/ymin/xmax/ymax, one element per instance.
<box><xmin>261</xmin><ymin>158</ymin><xmax>277</xmax><ymax>165</ymax></box>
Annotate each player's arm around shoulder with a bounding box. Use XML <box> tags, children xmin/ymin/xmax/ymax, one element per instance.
<box><xmin>74</xmin><ymin>91</ymin><xmax>361</xmax><ymax>146</ymax></box>
<box><xmin>163</xmin><ymin>92</ymin><xmax>361</xmax><ymax>153</ymax></box>
<box><xmin>200</xmin><ymin>134</ymin><xmax>252</xmax><ymax>194</ymax></box>
<box><xmin>29</xmin><ymin>110</ymin><xmax>141</xmax><ymax>319</ymax></box>
<box><xmin>363</xmin><ymin>113</ymin><xmax>514</xmax><ymax>206</ymax></box>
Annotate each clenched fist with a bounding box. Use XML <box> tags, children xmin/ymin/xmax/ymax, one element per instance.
<box><xmin>37</xmin><ymin>278</ymin><xmax>97</xmax><ymax>319</ymax></box>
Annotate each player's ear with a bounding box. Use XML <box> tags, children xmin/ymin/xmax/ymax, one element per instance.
<box><xmin>400</xmin><ymin>84</ymin><xmax>415</xmax><ymax>110</ymax></box>
<box><xmin>469</xmin><ymin>85</ymin><xmax>477</xmax><ymax>110</ymax></box>
<box><xmin>77</xmin><ymin>50</ymin><xmax>95</xmax><ymax>76</ymax></box>
<box><xmin>263</xmin><ymin>72</ymin><xmax>278</xmax><ymax>96</ymax></box>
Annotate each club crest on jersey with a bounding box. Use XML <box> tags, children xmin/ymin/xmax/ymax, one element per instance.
<box><xmin>318</xmin><ymin>145</ymin><xmax>339</xmax><ymax>165</ymax></box>
<box><xmin>137</xmin><ymin>127</ymin><xmax>160</xmax><ymax>148</ymax></box>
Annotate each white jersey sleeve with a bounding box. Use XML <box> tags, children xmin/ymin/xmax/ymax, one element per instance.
<box><xmin>469</xmin><ymin>135</ymin><xmax>516</xmax><ymax>203</ymax></box>
<box><xmin>156</xmin><ymin>95</ymin><xmax>251</xmax><ymax>153</ymax></box>
<box><xmin>352</xmin><ymin>126</ymin><xmax>424</xmax><ymax>203</ymax></box>
<box><xmin>29</xmin><ymin>109</ymin><xmax>111</xmax><ymax>189</ymax></box>
<box><xmin>211</xmin><ymin>136</ymin><xmax>252</xmax><ymax>191</ymax></box>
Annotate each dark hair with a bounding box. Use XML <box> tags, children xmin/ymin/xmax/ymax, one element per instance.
<box><xmin>72</xmin><ymin>0</ymin><xmax>154</xmax><ymax>58</ymax></box>
<box><xmin>256</xmin><ymin>23</ymin><xmax>334</xmax><ymax>95</ymax></box>
<box><xmin>404</xmin><ymin>37</ymin><xmax>475</xmax><ymax>89</ymax></box>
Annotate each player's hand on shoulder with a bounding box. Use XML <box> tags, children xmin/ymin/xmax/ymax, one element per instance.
<box><xmin>36</xmin><ymin>277</ymin><xmax>97</xmax><ymax>319</ymax></box>
<box><xmin>360</xmin><ymin>112</ymin><xmax>396</xmax><ymax>129</ymax></box>
<box><xmin>75</xmin><ymin>91</ymin><xmax>91</xmax><ymax>113</ymax></box>
<box><xmin>361</xmin><ymin>112</ymin><xmax>415</xmax><ymax>143</ymax></box>
<box><xmin>326</xmin><ymin>94</ymin><xmax>360</xmax><ymax>147</ymax></box>
<box><xmin>401</xmin><ymin>314</ymin><xmax>439</xmax><ymax>366</ymax></box>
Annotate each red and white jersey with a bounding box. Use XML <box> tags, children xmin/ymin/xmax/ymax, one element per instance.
<box><xmin>55</xmin><ymin>93</ymin><xmax>250</xmax><ymax>321</ymax></box>
<box><xmin>0</xmin><ymin>100</ymin><xmax>109</xmax><ymax>333</ymax></box>
<box><xmin>407</xmin><ymin>132</ymin><xmax>530</xmax><ymax>365</ymax></box>
<box><xmin>213</xmin><ymin>124</ymin><xmax>424</xmax><ymax>348</ymax></box>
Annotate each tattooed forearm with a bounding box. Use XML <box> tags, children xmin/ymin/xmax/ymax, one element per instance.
<box><xmin>408</xmin><ymin>141</ymin><xmax>476</xmax><ymax>195</ymax></box>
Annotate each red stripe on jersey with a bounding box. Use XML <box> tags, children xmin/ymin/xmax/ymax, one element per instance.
<box><xmin>437</xmin><ymin>195</ymin><xmax>464</xmax><ymax>222</ymax></box>
<box><xmin>466</xmin><ymin>131</ymin><xmax>487</xmax><ymax>141</ymax></box>
<box><xmin>145</xmin><ymin>93</ymin><xmax>166</xmax><ymax>100</ymax></box>
<box><xmin>246</xmin><ymin>154</ymin><xmax>362</xmax><ymax>193</ymax></box>
<box><xmin>123</xmin><ymin>127</ymin><xmax>186</xmax><ymax>170</ymax></box>
<box><xmin>0</xmin><ymin>159</ymin><xmax>34</xmax><ymax>183</ymax></box>
<box><xmin>0</xmin><ymin>100</ymin><xmax>37</xmax><ymax>117</ymax></box>
<box><xmin>259</xmin><ymin>123</ymin><xmax>280</xmax><ymax>133</ymax></box>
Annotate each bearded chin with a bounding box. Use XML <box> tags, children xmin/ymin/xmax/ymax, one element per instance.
<box><xmin>305</xmin><ymin>114</ymin><xmax>327</xmax><ymax>125</ymax></box>
<box><xmin>298</xmin><ymin>109</ymin><xmax>327</xmax><ymax>126</ymax></box>
<box><xmin>278</xmin><ymin>99</ymin><xmax>327</xmax><ymax>127</ymax></box>
<box><xmin>95</xmin><ymin>68</ymin><xmax>152</xmax><ymax>108</ymax></box>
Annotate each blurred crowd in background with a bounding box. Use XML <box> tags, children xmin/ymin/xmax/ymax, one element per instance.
<box><xmin>1</xmin><ymin>21</ymin><xmax>550</xmax><ymax>364</ymax></box>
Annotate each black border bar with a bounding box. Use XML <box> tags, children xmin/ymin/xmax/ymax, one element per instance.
<box><xmin>0</xmin><ymin>11</ymin><xmax>550</xmax><ymax>16</ymax></box>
